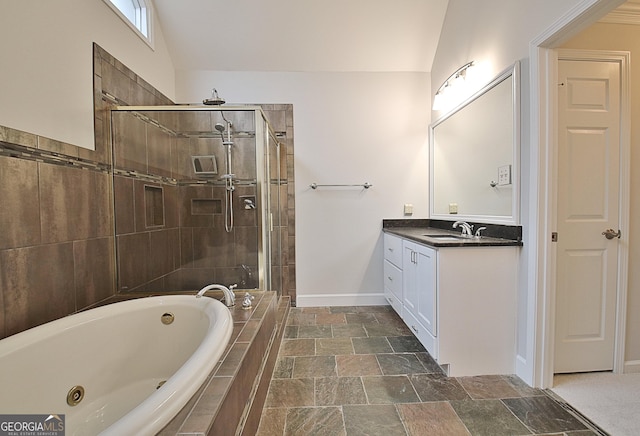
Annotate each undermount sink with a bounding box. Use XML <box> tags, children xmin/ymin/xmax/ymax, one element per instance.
<box><xmin>423</xmin><ymin>234</ymin><xmax>469</xmax><ymax>241</ymax></box>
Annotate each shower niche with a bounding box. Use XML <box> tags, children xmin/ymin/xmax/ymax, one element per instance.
<box><xmin>110</xmin><ymin>106</ymin><xmax>286</xmax><ymax>296</ymax></box>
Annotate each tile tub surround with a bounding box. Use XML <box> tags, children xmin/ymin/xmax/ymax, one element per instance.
<box><xmin>0</xmin><ymin>44</ymin><xmax>173</xmax><ymax>340</ymax></box>
<box><xmin>257</xmin><ymin>306</ymin><xmax>600</xmax><ymax>436</ymax></box>
<box><xmin>0</xmin><ymin>44</ymin><xmax>298</xmax><ymax>341</ymax></box>
<box><xmin>0</xmin><ymin>144</ymin><xmax>116</xmax><ymax>339</ymax></box>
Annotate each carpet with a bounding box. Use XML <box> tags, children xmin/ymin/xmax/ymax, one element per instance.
<box><xmin>551</xmin><ymin>372</ymin><xmax>640</xmax><ymax>436</ymax></box>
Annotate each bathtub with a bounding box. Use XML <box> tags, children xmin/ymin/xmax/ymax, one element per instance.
<box><xmin>0</xmin><ymin>295</ymin><xmax>233</xmax><ymax>435</ymax></box>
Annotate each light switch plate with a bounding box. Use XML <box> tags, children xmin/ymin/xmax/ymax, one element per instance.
<box><xmin>449</xmin><ymin>203</ymin><xmax>458</xmax><ymax>214</ymax></box>
<box><xmin>498</xmin><ymin>165</ymin><xmax>512</xmax><ymax>186</ymax></box>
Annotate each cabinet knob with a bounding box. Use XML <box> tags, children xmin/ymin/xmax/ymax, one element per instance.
<box><xmin>387</xmin><ymin>276</ymin><xmax>393</xmax><ymax>281</ymax></box>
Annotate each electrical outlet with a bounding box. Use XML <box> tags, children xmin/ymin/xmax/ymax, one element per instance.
<box><xmin>404</xmin><ymin>204</ymin><xmax>413</xmax><ymax>215</ymax></box>
<box><xmin>498</xmin><ymin>165</ymin><xmax>512</xmax><ymax>186</ymax></box>
<box><xmin>449</xmin><ymin>203</ymin><xmax>458</xmax><ymax>214</ymax></box>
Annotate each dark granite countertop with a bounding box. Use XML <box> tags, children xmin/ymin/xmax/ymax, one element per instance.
<box><xmin>382</xmin><ymin>219</ymin><xmax>523</xmax><ymax>248</ymax></box>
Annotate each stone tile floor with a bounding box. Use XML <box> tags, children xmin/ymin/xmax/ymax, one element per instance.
<box><xmin>257</xmin><ymin>306</ymin><xmax>602</xmax><ymax>436</ymax></box>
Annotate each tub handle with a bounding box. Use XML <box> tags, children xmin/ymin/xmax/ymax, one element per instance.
<box><xmin>242</xmin><ymin>292</ymin><xmax>255</xmax><ymax>310</ymax></box>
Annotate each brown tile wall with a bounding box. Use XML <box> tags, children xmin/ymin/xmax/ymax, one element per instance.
<box><xmin>102</xmin><ymin>45</ymin><xmax>295</xmax><ymax>301</ymax></box>
<box><xmin>0</xmin><ymin>137</ymin><xmax>115</xmax><ymax>340</ymax></box>
<box><xmin>98</xmin><ymin>44</ymin><xmax>185</xmax><ymax>294</ymax></box>
<box><xmin>0</xmin><ymin>44</ymin><xmax>296</xmax><ymax>340</ymax></box>
<box><xmin>0</xmin><ymin>44</ymin><xmax>172</xmax><ymax>339</ymax></box>
<box><xmin>262</xmin><ymin>105</ymin><xmax>296</xmax><ymax>304</ymax></box>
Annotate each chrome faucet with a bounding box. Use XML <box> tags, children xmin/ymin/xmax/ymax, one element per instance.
<box><xmin>196</xmin><ymin>283</ymin><xmax>237</xmax><ymax>307</ymax></box>
<box><xmin>453</xmin><ymin>221</ymin><xmax>474</xmax><ymax>237</ymax></box>
<box><xmin>474</xmin><ymin>226</ymin><xmax>487</xmax><ymax>238</ymax></box>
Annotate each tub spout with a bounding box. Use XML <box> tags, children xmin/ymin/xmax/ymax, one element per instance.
<box><xmin>196</xmin><ymin>284</ymin><xmax>236</xmax><ymax>307</ymax></box>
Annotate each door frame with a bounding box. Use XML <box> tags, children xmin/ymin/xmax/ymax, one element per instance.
<box><xmin>529</xmin><ymin>0</ymin><xmax>630</xmax><ymax>388</ymax></box>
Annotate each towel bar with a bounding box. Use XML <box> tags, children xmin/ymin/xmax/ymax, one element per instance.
<box><xmin>310</xmin><ymin>182</ymin><xmax>372</xmax><ymax>190</ymax></box>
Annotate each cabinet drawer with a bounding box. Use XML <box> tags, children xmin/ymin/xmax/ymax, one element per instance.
<box><xmin>383</xmin><ymin>233</ymin><xmax>403</xmax><ymax>267</ymax></box>
<box><xmin>402</xmin><ymin>307</ymin><xmax>437</xmax><ymax>359</ymax></box>
<box><xmin>384</xmin><ymin>259</ymin><xmax>402</xmax><ymax>299</ymax></box>
<box><xmin>383</xmin><ymin>291</ymin><xmax>402</xmax><ymax>315</ymax></box>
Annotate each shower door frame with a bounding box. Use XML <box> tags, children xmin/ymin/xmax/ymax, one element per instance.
<box><xmin>255</xmin><ymin>108</ymin><xmax>285</xmax><ymax>297</ymax></box>
<box><xmin>110</xmin><ymin>105</ymin><xmax>280</xmax><ymax>293</ymax></box>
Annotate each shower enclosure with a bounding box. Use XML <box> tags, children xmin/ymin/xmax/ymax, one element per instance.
<box><xmin>109</xmin><ymin>106</ymin><xmax>285</xmax><ymax>296</ymax></box>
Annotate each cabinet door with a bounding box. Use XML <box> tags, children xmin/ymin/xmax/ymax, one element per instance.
<box><xmin>402</xmin><ymin>241</ymin><xmax>418</xmax><ymax>316</ymax></box>
<box><xmin>415</xmin><ymin>244</ymin><xmax>437</xmax><ymax>337</ymax></box>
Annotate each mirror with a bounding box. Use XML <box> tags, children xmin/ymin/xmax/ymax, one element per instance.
<box><xmin>430</xmin><ymin>62</ymin><xmax>520</xmax><ymax>224</ymax></box>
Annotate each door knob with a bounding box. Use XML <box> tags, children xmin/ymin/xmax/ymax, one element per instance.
<box><xmin>602</xmin><ymin>229</ymin><xmax>621</xmax><ymax>239</ymax></box>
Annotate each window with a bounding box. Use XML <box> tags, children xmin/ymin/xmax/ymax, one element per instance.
<box><xmin>103</xmin><ymin>0</ymin><xmax>153</xmax><ymax>47</ymax></box>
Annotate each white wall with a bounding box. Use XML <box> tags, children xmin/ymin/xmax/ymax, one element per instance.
<box><xmin>431</xmin><ymin>0</ymin><xmax>589</xmax><ymax>384</ymax></box>
<box><xmin>175</xmin><ymin>70</ymin><xmax>430</xmax><ymax>305</ymax></box>
<box><xmin>0</xmin><ymin>0</ymin><xmax>175</xmax><ymax>149</ymax></box>
<box><xmin>431</xmin><ymin>0</ymin><xmax>588</xmax><ymax>96</ymax></box>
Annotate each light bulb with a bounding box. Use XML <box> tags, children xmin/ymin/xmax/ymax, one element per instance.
<box><xmin>432</xmin><ymin>90</ymin><xmax>444</xmax><ymax>110</ymax></box>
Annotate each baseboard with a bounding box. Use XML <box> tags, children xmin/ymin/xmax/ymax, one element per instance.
<box><xmin>623</xmin><ymin>360</ymin><xmax>640</xmax><ymax>373</ymax></box>
<box><xmin>296</xmin><ymin>293</ymin><xmax>387</xmax><ymax>307</ymax></box>
<box><xmin>515</xmin><ymin>354</ymin><xmax>534</xmax><ymax>386</ymax></box>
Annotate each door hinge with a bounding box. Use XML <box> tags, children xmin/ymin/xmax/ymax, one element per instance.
<box><xmin>551</xmin><ymin>232</ymin><xmax>558</xmax><ymax>242</ymax></box>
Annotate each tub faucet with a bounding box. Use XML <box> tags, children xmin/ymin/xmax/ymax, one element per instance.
<box><xmin>453</xmin><ymin>221</ymin><xmax>474</xmax><ymax>237</ymax></box>
<box><xmin>196</xmin><ymin>284</ymin><xmax>236</xmax><ymax>307</ymax></box>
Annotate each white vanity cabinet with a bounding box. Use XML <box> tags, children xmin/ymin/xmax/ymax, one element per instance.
<box><xmin>383</xmin><ymin>232</ymin><xmax>518</xmax><ymax>377</ymax></box>
<box><xmin>435</xmin><ymin>246</ymin><xmax>517</xmax><ymax>376</ymax></box>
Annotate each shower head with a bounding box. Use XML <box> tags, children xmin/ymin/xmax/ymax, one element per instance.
<box><xmin>215</xmin><ymin>122</ymin><xmax>230</xmax><ymax>143</ymax></box>
<box><xmin>203</xmin><ymin>88</ymin><xmax>225</xmax><ymax>105</ymax></box>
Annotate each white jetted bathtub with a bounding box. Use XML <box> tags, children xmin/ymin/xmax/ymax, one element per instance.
<box><xmin>0</xmin><ymin>295</ymin><xmax>233</xmax><ymax>435</ymax></box>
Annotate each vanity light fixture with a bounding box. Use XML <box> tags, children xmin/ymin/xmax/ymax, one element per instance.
<box><xmin>432</xmin><ymin>61</ymin><xmax>475</xmax><ymax>111</ymax></box>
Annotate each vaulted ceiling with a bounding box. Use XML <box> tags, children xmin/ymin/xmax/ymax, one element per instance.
<box><xmin>153</xmin><ymin>0</ymin><xmax>640</xmax><ymax>74</ymax></box>
<box><xmin>153</xmin><ymin>0</ymin><xmax>450</xmax><ymax>73</ymax></box>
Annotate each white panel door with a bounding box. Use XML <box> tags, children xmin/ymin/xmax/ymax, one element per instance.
<box><xmin>554</xmin><ymin>58</ymin><xmax>620</xmax><ymax>373</ymax></box>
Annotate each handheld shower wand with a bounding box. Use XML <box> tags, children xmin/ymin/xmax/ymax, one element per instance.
<box><xmin>214</xmin><ymin>121</ymin><xmax>235</xmax><ymax>233</ymax></box>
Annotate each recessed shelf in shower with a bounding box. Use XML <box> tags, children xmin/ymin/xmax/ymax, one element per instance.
<box><xmin>144</xmin><ymin>185</ymin><xmax>164</xmax><ymax>228</ymax></box>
